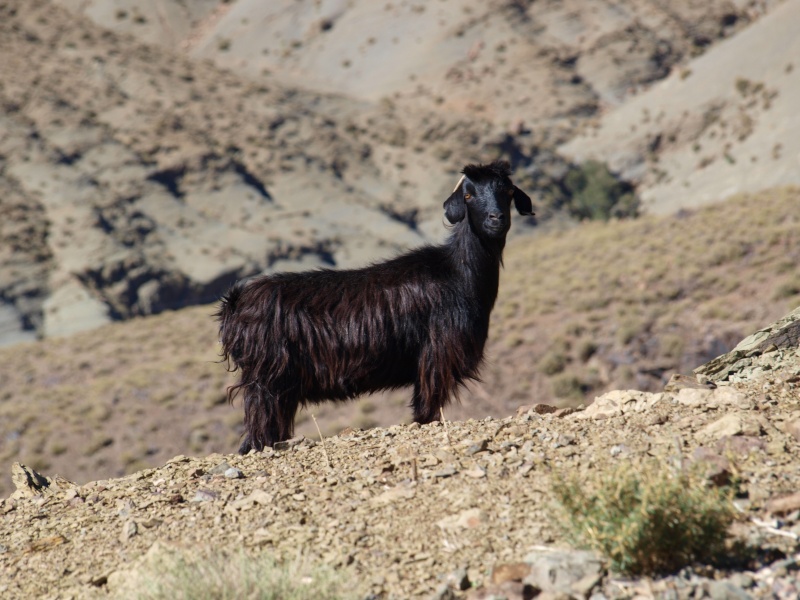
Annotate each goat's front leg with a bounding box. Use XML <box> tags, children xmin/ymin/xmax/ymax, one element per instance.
<box><xmin>411</xmin><ymin>381</ymin><xmax>448</xmax><ymax>424</ymax></box>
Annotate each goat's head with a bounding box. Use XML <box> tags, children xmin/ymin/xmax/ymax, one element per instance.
<box><xmin>443</xmin><ymin>161</ymin><xmax>533</xmax><ymax>238</ymax></box>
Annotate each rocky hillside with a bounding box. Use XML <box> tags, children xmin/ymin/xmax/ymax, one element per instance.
<box><xmin>1</xmin><ymin>187</ymin><xmax>798</xmax><ymax>500</ymax></box>
<box><xmin>56</xmin><ymin>0</ymin><xmax>769</xmax><ymax>124</ymax></box>
<box><xmin>561</xmin><ymin>0</ymin><xmax>800</xmax><ymax>213</ymax></box>
<box><xmin>0</xmin><ymin>0</ymin><xmax>781</xmax><ymax>345</ymax></box>
<box><xmin>2</xmin><ymin>307</ymin><xmax>799</xmax><ymax>599</ymax></box>
<box><xmin>0</xmin><ymin>0</ymin><xmax>497</xmax><ymax>344</ymax></box>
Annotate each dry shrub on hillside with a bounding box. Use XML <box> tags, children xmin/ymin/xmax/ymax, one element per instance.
<box><xmin>491</xmin><ymin>187</ymin><xmax>800</xmax><ymax>404</ymax></box>
<box><xmin>130</xmin><ymin>549</ymin><xmax>357</xmax><ymax>600</ymax></box>
<box><xmin>552</xmin><ymin>460</ymin><xmax>736</xmax><ymax>575</ymax></box>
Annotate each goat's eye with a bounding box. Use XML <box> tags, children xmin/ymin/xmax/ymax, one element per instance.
<box><xmin>464</xmin><ymin>193</ymin><xmax>472</xmax><ymax>200</ymax></box>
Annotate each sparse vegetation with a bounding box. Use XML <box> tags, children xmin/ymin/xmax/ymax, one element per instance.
<box><xmin>131</xmin><ymin>550</ymin><xmax>357</xmax><ymax>600</ymax></box>
<box><xmin>552</xmin><ymin>461</ymin><xmax>736</xmax><ymax>575</ymax></box>
<box><xmin>563</xmin><ymin>160</ymin><xmax>640</xmax><ymax>221</ymax></box>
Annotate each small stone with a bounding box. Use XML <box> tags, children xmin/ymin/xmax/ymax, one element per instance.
<box><xmin>464</xmin><ymin>439</ymin><xmax>489</xmax><ymax>456</ymax></box>
<box><xmin>223</xmin><ymin>467</ymin><xmax>244</xmax><ymax>479</ymax></box>
<box><xmin>431</xmin><ymin>583</ymin><xmax>458</xmax><ymax>600</ymax></box>
<box><xmin>609</xmin><ymin>444</ymin><xmax>630</xmax><ymax>458</ymax></box>
<box><xmin>552</xmin><ymin>434</ymin><xmax>576</xmax><ymax>449</ymax></box>
<box><xmin>523</xmin><ymin>549</ymin><xmax>604</xmax><ymax>596</ymax></box>
<box><xmin>186</xmin><ymin>467</ymin><xmax>205</xmax><ymax>478</ymax></box>
<box><xmin>784</xmin><ymin>418</ymin><xmax>800</xmax><ymax>443</ymax></box>
<box><xmin>553</xmin><ymin>407</ymin><xmax>578</xmax><ymax>418</ymax></box>
<box><xmin>191</xmin><ymin>489</ymin><xmax>219</xmax><ymax>502</ymax></box>
<box><xmin>463</xmin><ymin>467</ymin><xmax>486</xmax><ymax>479</ymax></box>
<box><xmin>273</xmin><ymin>436</ymin><xmax>305</xmax><ymax>451</ymax></box>
<box><xmin>433</xmin><ymin>465</ymin><xmax>457</xmax><ymax>478</ymax></box>
<box><xmin>434</xmin><ymin>449</ymin><xmax>457</xmax><ymax>463</ymax></box>
<box><xmin>708</xmin><ymin>580</ymin><xmax>751</xmax><ymax>600</ymax></box>
<box><xmin>371</xmin><ymin>486</ymin><xmax>415</xmax><ymax>506</ymax></box>
<box><xmin>491</xmin><ymin>562</ymin><xmax>531</xmax><ymax>584</ymax></box>
<box><xmin>228</xmin><ymin>489</ymin><xmax>273</xmax><ymax>511</ymax></box>
<box><xmin>712</xmin><ymin>387</ymin><xmax>752</xmax><ymax>409</ymax></box>
<box><xmin>664</xmin><ymin>374</ymin><xmax>715</xmax><ymax>393</ymax></box>
<box><xmin>24</xmin><ymin>535</ymin><xmax>68</xmax><ymax>553</ymax></box>
<box><xmin>696</xmin><ymin>414</ymin><xmax>761</xmax><ymax>442</ymax></box>
<box><xmin>675</xmin><ymin>387</ymin><xmax>714</xmax><ymax>407</ymax></box>
<box><xmin>576</xmin><ymin>390</ymin><xmax>654</xmax><ymax>420</ymax></box>
<box><xmin>518</xmin><ymin>463</ymin><xmax>534</xmax><ymax>476</ymax></box>
<box><xmin>139</xmin><ymin>518</ymin><xmax>162</xmax><ymax>529</ymax></box>
<box><xmin>445</xmin><ymin>567</ymin><xmax>471</xmax><ymax>591</ymax></box>
<box><xmin>766</xmin><ymin>491</ymin><xmax>800</xmax><ymax>516</ymax></box>
<box><xmin>10</xmin><ymin>463</ymin><xmax>51</xmax><ymax>499</ymax></box>
<box><xmin>208</xmin><ymin>461</ymin><xmax>232</xmax><ymax>475</ymax></box>
<box><xmin>120</xmin><ymin>520</ymin><xmax>138</xmax><ymax>543</ymax></box>
<box><xmin>645</xmin><ymin>413</ymin><xmax>669</xmax><ymax>426</ymax></box>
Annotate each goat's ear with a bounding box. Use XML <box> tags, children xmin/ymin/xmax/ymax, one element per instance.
<box><xmin>512</xmin><ymin>186</ymin><xmax>534</xmax><ymax>216</ymax></box>
<box><xmin>443</xmin><ymin>190</ymin><xmax>466</xmax><ymax>223</ymax></box>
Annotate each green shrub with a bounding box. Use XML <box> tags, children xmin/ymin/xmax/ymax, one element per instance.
<box><xmin>552</xmin><ymin>461</ymin><xmax>735</xmax><ymax>575</ymax></box>
<box><xmin>539</xmin><ymin>349</ymin><xmax>568</xmax><ymax>375</ymax></box>
<box><xmin>550</xmin><ymin>373</ymin><xmax>587</xmax><ymax>400</ymax></box>
<box><xmin>563</xmin><ymin>161</ymin><xmax>639</xmax><ymax>221</ymax></box>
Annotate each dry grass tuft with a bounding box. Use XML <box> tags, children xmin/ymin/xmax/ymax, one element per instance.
<box><xmin>131</xmin><ymin>550</ymin><xmax>357</xmax><ymax>600</ymax></box>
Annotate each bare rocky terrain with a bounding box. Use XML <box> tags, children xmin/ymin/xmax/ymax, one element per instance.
<box><xmin>2</xmin><ymin>307</ymin><xmax>800</xmax><ymax>599</ymax></box>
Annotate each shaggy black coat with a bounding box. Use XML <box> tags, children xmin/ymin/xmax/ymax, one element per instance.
<box><xmin>217</xmin><ymin>161</ymin><xmax>532</xmax><ymax>452</ymax></box>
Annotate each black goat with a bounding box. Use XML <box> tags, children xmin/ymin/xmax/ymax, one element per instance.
<box><xmin>217</xmin><ymin>161</ymin><xmax>532</xmax><ymax>453</ymax></box>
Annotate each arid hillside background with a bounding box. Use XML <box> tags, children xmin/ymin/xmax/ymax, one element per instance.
<box><xmin>1</xmin><ymin>0</ymin><xmax>799</xmax><ymax>498</ymax></box>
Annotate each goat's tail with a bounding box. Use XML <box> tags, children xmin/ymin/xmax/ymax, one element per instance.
<box><xmin>215</xmin><ymin>282</ymin><xmax>245</xmax><ymax>368</ymax></box>
<box><xmin>216</xmin><ymin>282</ymin><xmax>252</xmax><ymax>405</ymax></box>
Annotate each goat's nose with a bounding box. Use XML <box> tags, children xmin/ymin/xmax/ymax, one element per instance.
<box><xmin>488</xmin><ymin>212</ymin><xmax>503</xmax><ymax>221</ymax></box>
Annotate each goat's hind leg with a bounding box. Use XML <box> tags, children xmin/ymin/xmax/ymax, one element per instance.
<box><xmin>240</xmin><ymin>385</ymin><xmax>299</xmax><ymax>454</ymax></box>
<box><xmin>410</xmin><ymin>381</ymin><xmax>449</xmax><ymax>425</ymax></box>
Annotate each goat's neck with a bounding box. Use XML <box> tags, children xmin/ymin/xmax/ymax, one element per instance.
<box><xmin>448</xmin><ymin>224</ymin><xmax>503</xmax><ymax>309</ymax></box>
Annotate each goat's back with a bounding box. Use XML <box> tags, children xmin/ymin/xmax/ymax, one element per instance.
<box><xmin>218</xmin><ymin>244</ymin><xmax>488</xmax><ymax>401</ymax></box>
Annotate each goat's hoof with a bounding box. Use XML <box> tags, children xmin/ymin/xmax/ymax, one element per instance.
<box><xmin>237</xmin><ymin>437</ymin><xmax>252</xmax><ymax>455</ymax></box>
